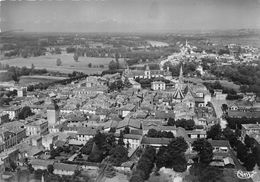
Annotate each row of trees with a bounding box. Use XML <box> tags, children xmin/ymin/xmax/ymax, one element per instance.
<box><xmin>146</xmin><ymin>129</ymin><xmax>174</xmax><ymax>138</ymax></box>
<box><xmin>208</xmin><ymin>64</ymin><xmax>260</xmax><ymax>96</ymax></box>
<box><xmin>130</xmin><ymin>146</ymin><xmax>156</xmax><ymax>182</ymax></box>
<box><xmin>167</xmin><ymin>118</ymin><xmax>195</xmax><ymax>130</ymax></box>
<box><xmin>203</xmin><ymin>81</ymin><xmax>243</xmax><ymax>100</ymax></box>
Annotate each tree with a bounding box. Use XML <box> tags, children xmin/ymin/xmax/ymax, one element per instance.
<box><xmin>192</xmin><ymin>139</ymin><xmax>213</xmax><ymax>164</ymax></box>
<box><xmin>109</xmin><ymin>145</ymin><xmax>128</xmax><ymax>166</ymax></box>
<box><xmin>244</xmin><ymin>153</ymin><xmax>256</xmax><ymax>171</ymax></box>
<box><xmin>108</xmin><ymin>60</ymin><xmax>118</xmax><ymax>70</ymax></box>
<box><xmin>56</xmin><ymin>58</ymin><xmax>62</xmax><ymax>66</ymax></box>
<box><xmin>130</xmin><ymin>170</ymin><xmax>144</xmax><ymax>182</ymax></box>
<box><xmin>147</xmin><ymin>129</ymin><xmax>158</xmax><ymax>138</ymax></box>
<box><xmin>81</xmin><ymin>138</ymin><xmax>94</xmax><ymax>155</ymax></box>
<box><xmin>18</xmin><ymin>106</ymin><xmax>33</xmax><ymax>119</ymax></box>
<box><xmin>236</xmin><ymin>141</ymin><xmax>248</xmax><ymax>163</ymax></box>
<box><xmin>221</xmin><ymin>104</ymin><xmax>228</xmax><ymax>112</ymax></box>
<box><xmin>167</xmin><ymin>118</ymin><xmax>175</xmax><ymax>126</ymax></box>
<box><xmin>10</xmin><ymin>160</ymin><xmax>17</xmax><ymax>171</ymax></box>
<box><xmin>207</xmin><ymin>124</ymin><xmax>222</xmax><ymax>140</ymax></box>
<box><xmin>54</xmin><ymin>47</ymin><xmax>61</xmax><ymax>54</ymax></box>
<box><xmin>156</xmin><ymin>146</ymin><xmax>168</xmax><ymax>170</ymax></box>
<box><xmin>156</xmin><ymin>137</ymin><xmax>188</xmax><ymax>172</ymax></box>
<box><xmin>47</xmin><ymin>164</ymin><xmax>54</xmax><ymax>174</ymax></box>
<box><xmin>118</xmin><ymin>132</ymin><xmax>125</xmax><ymax>146</ymax></box>
<box><xmin>244</xmin><ymin>135</ymin><xmax>255</xmax><ymax>149</ymax></box>
<box><xmin>172</xmin><ymin>154</ymin><xmax>187</xmax><ymax>172</ymax></box>
<box><xmin>73</xmin><ymin>53</ymin><xmax>79</xmax><ymax>62</ymax></box>
<box><xmin>31</xmin><ymin>63</ymin><xmax>35</xmax><ymax>70</ymax></box>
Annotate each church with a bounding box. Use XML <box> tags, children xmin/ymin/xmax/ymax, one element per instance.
<box><xmin>171</xmin><ymin>65</ymin><xmax>211</xmax><ymax>108</ymax></box>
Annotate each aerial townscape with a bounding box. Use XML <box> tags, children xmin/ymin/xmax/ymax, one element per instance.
<box><xmin>1</xmin><ymin>0</ymin><xmax>260</xmax><ymax>182</ymax></box>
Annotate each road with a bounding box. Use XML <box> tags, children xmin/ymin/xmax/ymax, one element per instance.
<box><xmin>211</xmin><ymin>98</ymin><xmax>228</xmax><ymax>128</ymax></box>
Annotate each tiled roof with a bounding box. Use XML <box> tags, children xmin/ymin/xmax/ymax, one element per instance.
<box><xmin>117</xmin><ymin>118</ymin><xmax>141</xmax><ymax>129</ymax></box>
<box><xmin>77</xmin><ymin>127</ymin><xmax>97</xmax><ymax>136</ymax></box>
<box><xmin>30</xmin><ymin>159</ymin><xmax>54</xmax><ymax>167</ymax></box>
<box><xmin>141</xmin><ymin>137</ymin><xmax>172</xmax><ymax>145</ymax></box>
<box><xmin>124</xmin><ymin>134</ymin><xmax>142</xmax><ymax>140</ymax></box>
<box><xmin>53</xmin><ymin>163</ymin><xmax>78</xmax><ymax>171</ymax></box>
<box><xmin>228</xmin><ymin>110</ymin><xmax>260</xmax><ymax>118</ymax></box>
<box><xmin>208</xmin><ymin>139</ymin><xmax>231</xmax><ymax>148</ymax></box>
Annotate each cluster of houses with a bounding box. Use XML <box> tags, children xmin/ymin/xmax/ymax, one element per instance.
<box><xmin>0</xmin><ymin>64</ymin><xmax>259</xmax><ymax>178</ymax></box>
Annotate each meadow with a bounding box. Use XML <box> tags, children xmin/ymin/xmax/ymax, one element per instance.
<box><xmin>0</xmin><ymin>54</ymin><xmax>115</xmax><ymax>74</ymax></box>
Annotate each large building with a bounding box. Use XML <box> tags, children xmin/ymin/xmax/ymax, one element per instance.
<box><xmin>123</xmin><ymin>64</ymin><xmax>172</xmax><ymax>80</ymax></box>
<box><xmin>26</xmin><ymin>119</ymin><xmax>48</xmax><ymax>136</ymax></box>
<box><xmin>47</xmin><ymin>101</ymin><xmax>60</xmax><ymax>127</ymax></box>
<box><xmin>241</xmin><ymin>124</ymin><xmax>260</xmax><ymax>142</ymax></box>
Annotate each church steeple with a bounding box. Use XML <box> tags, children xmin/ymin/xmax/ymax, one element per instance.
<box><xmin>179</xmin><ymin>64</ymin><xmax>183</xmax><ymax>84</ymax></box>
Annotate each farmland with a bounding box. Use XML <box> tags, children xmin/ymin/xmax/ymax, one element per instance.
<box><xmin>0</xmin><ymin>54</ymin><xmax>116</xmax><ymax>74</ymax></box>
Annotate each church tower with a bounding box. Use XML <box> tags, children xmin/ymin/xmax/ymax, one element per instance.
<box><xmin>47</xmin><ymin>101</ymin><xmax>59</xmax><ymax>127</ymax></box>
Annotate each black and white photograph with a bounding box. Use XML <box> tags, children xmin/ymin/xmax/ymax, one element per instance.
<box><xmin>0</xmin><ymin>0</ymin><xmax>260</xmax><ymax>181</ymax></box>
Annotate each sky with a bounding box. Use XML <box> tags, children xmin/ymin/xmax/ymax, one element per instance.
<box><xmin>1</xmin><ymin>0</ymin><xmax>260</xmax><ymax>33</ymax></box>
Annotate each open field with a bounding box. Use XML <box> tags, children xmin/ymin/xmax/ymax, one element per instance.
<box><xmin>0</xmin><ymin>54</ymin><xmax>116</xmax><ymax>74</ymax></box>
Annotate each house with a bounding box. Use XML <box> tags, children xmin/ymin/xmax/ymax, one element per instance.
<box><xmin>118</xmin><ymin>104</ymin><xmax>136</xmax><ymax>118</ymax></box>
<box><xmin>213</xmin><ymin>89</ymin><xmax>227</xmax><ymax>100</ymax></box>
<box><xmin>186</xmin><ymin>130</ymin><xmax>207</xmax><ymax>139</ymax></box>
<box><xmin>141</xmin><ymin>137</ymin><xmax>172</xmax><ymax>148</ymax></box>
<box><xmin>241</xmin><ymin>124</ymin><xmax>260</xmax><ymax>142</ymax></box>
<box><xmin>0</xmin><ymin>129</ymin><xmax>17</xmax><ymax>149</ymax></box>
<box><xmin>76</xmin><ymin>127</ymin><xmax>97</xmax><ymax>144</ymax></box>
<box><xmin>208</xmin><ymin>139</ymin><xmax>231</xmax><ymax>153</ymax></box>
<box><xmin>42</xmin><ymin>134</ymin><xmax>59</xmax><ymax>150</ymax></box>
<box><xmin>30</xmin><ymin>159</ymin><xmax>54</xmax><ymax>170</ymax></box>
<box><xmin>123</xmin><ymin>134</ymin><xmax>142</xmax><ymax>149</ymax></box>
<box><xmin>0</xmin><ymin>148</ymin><xmax>19</xmax><ymax>169</ymax></box>
<box><xmin>26</xmin><ymin>119</ymin><xmax>48</xmax><ymax>136</ymax></box>
<box><xmin>151</xmin><ymin>81</ymin><xmax>166</xmax><ymax>91</ymax></box>
<box><xmin>116</xmin><ymin>118</ymin><xmax>142</xmax><ymax>133</ymax></box>
<box><xmin>17</xmin><ymin>87</ymin><xmax>27</xmax><ymax>97</ymax></box>
<box><xmin>2</xmin><ymin>121</ymin><xmax>26</xmax><ymax>143</ymax></box>
<box><xmin>53</xmin><ymin>163</ymin><xmax>79</xmax><ymax>176</ymax></box>
<box><xmin>2</xmin><ymin>106</ymin><xmax>21</xmax><ymax>120</ymax></box>
<box><xmin>210</xmin><ymin>156</ymin><xmax>235</xmax><ymax>168</ymax></box>
<box><xmin>104</xmin><ymin>120</ymin><xmax>119</xmax><ymax>132</ymax></box>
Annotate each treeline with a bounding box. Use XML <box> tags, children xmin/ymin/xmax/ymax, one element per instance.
<box><xmin>130</xmin><ymin>146</ymin><xmax>156</xmax><ymax>182</ymax></box>
<box><xmin>203</xmin><ymin>81</ymin><xmax>243</xmax><ymax>100</ymax></box>
<box><xmin>226</xmin><ymin>117</ymin><xmax>260</xmax><ymax>130</ymax></box>
<box><xmin>208</xmin><ymin>64</ymin><xmax>260</xmax><ymax>96</ymax></box>
<box><xmin>3</xmin><ymin>46</ymin><xmax>47</xmax><ymax>58</ymax></box>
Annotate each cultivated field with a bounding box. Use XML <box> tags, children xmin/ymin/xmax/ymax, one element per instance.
<box><xmin>0</xmin><ymin>54</ymin><xmax>116</xmax><ymax>74</ymax></box>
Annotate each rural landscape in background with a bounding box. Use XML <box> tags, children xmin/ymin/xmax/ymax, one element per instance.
<box><xmin>0</xmin><ymin>0</ymin><xmax>260</xmax><ymax>182</ymax></box>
